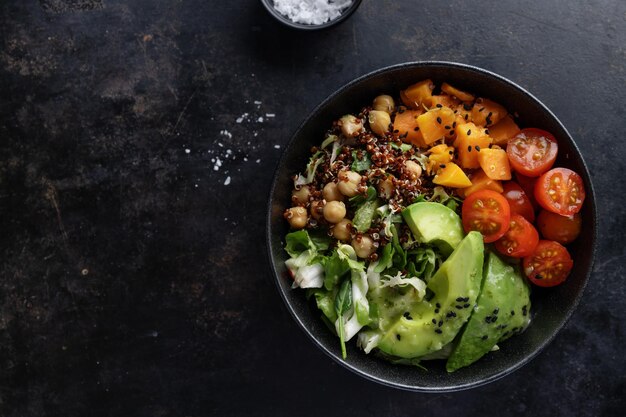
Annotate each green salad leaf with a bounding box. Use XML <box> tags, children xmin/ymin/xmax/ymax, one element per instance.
<box><xmin>351</xmin><ymin>150</ymin><xmax>372</xmax><ymax>172</ymax></box>
<box><xmin>335</xmin><ymin>278</ymin><xmax>353</xmax><ymax>359</ymax></box>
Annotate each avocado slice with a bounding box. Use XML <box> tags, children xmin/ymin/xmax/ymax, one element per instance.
<box><xmin>446</xmin><ymin>251</ymin><xmax>531</xmax><ymax>372</ymax></box>
<box><xmin>402</xmin><ymin>202</ymin><xmax>464</xmax><ymax>257</ymax></box>
<box><xmin>376</xmin><ymin>231</ymin><xmax>484</xmax><ymax>359</ymax></box>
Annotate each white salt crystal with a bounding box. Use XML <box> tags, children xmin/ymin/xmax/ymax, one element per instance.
<box><xmin>273</xmin><ymin>0</ymin><xmax>352</xmax><ymax>25</ymax></box>
<box><xmin>224</xmin><ymin>176</ymin><xmax>231</xmax><ymax>186</ymax></box>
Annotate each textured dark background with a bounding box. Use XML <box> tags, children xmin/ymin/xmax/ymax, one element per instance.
<box><xmin>0</xmin><ymin>1</ymin><xmax>625</xmax><ymax>416</ymax></box>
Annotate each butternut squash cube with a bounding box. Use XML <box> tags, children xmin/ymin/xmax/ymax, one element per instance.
<box><xmin>471</xmin><ymin>98</ymin><xmax>507</xmax><ymax>127</ymax></box>
<box><xmin>459</xmin><ymin>169</ymin><xmax>503</xmax><ymax>198</ymax></box>
<box><xmin>417</xmin><ymin>107</ymin><xmax>456</xmax><ymax>145</ymax></box>
<box><xmin>393</xmin><ymin>109</ymin><xmax>425</xmax><ymax>147</ymax></box>
<box><xmin>441</xmin><ymin>83</ymin><xmax>475</xmax><ymax>102</ymax></box>
<box><xmin>488</xmin><ymin>115</ymin><xmax>521</xmax><ymax>146</ymax></box>
<box><xmin>477</xmin><ymin>147</ymin><xmax>512</xmax><ymax>180</ymax></box>
<box><xmin>401</xmin><ymin>79</ymin><xmax>434</xmax><ymax>109</ymax></box>
<box><xmin>433</xmin><ymin>162</ymin><xmax>472</xmax><ymax>188</ymax></box>
<box><xmin>427</xmin><ymin>145</ymin><xmax>455</xmax><ymax>174</ymax></box>
<box><xmin>455</xmin><ymin>122</ymin><xmax>493</xmax><ymax>169</ymax></box>
<box><xmin>428</xmin><ymin>94</ymin><xmax>460</xmax><ymax>109</ymax></box>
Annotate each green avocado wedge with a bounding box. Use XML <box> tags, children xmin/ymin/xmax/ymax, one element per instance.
<box><xmin>402</xmin><ymin>202</ymin><xmax>464</xmax><ymax>257</ymax></box>
<box><xmin>377</xmin><ymin>231</ymin><xmax>484</xmax><ymax>359</ymax></box>
<box><xmin>446</xmin><ymin>251</ymin><xmax>532</xmax><ymax>372</ymax></box>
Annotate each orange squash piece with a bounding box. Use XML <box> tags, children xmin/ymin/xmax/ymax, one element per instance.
<box><xmin>477</xmin><ymin>147</ymin><xmax>512</xmax><ymax>180</ymax></box>
<box><xmin>488</xmin><ymin>115</ymin><xmax>521</xmax><ymax>146</ymax></box>
<box><xmin>441</xmin><ymin>83</ymin><xmax>475</xmax><ymax>102</ymax></box>
<box><xmin>433</xmin><ymin>162</ymin><xmax>472</xmax><ymax>188</ymax></box>
<box><xmin>401</xmin><ymin>80</ymin><xmax>434</xmax><ymax>109</ymax></box>
<box><xmin>428</xmin><ymin>94</ymin><xmax>460</xmax><ymax>109</ymax></box>
<box><xmin>427</xmin><ymin>145</ymin><xmax>455</xmax><ymax>174</ymax></box>
<box><xmin>471</xmin><ymin>98</ymin><xmax>507</xmax><ymax>127</ymax></box>
<box><xmin>459</xmin><ymin>169</ymin><xmax>504</xmax><ymax>198</ymax></box>
<box><xmin>393</xmin><ymin>109</ymin><xmax>425</xmax><ymax>146</ymax></box>
<box><xmin>454</xmin><ymin>122</ymin><xmax>493</xmax><ymax>169</ymax></box>
<box><xmin>417</xmin><ymin>107</ymin><xmax>456</xmax><ymax>145</ymax></box>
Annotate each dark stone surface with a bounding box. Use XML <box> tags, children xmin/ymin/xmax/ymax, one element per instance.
<box><xmin>0</xmin><ymin>1</ymin><xmax>624</xmax><ymax>416</ymax></box>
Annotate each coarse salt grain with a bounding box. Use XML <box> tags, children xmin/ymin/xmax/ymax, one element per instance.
<box><xmin>224</xmin><ymin>176</ymin><xmax>231</xmax><ymax>186</ymax></box>
<box><xmin>273</xmin><ymin>0</ymin><xmax>352</xmax><ymax>25</ymax></box>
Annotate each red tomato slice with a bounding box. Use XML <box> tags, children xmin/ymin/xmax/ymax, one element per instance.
<box><xmin>502</xmin><ymin>181</ymin><xmax>535</xmax><ymax>222</ymax></box>
<box><xmin>506</xmin><ymin>128</ymin><xmax>558</xmax><ymax>177</ymax></box>
<box><xmin>495</xmin><ymin>214</ymin><xmax>539</xmax><ymax>258</ymax></box>
<box><xmin>523</xmin><ymin>240</ymin><xmax>573</xmax><ymax>287</ymax></box>
<box><xmin>534</xmin><ymin>168</ymin><xmax>586</xmax><ymax>215</ymax></box>
<box><xmin>462</xmin><ymin>190</ymin><xmax>511</xmax><ymax>243</ymax></box>
<box><xmin>537</xmin><ymin>210</ymin><xmax>582</xmax><ymax>244</ymax></box>
<box><xmin>515</xmin><ymin>172</ymin><xmax>539</xmax><ymax>211</ymax></box>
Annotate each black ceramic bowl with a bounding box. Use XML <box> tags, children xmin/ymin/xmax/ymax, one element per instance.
<box><xmin>267</xmin><ymin>62</ymin><xmax>597</xmax><ymax>392</ymax></box>
<box><xmin>260</xmin><ymin>0</ymin><xmax>362</xmax><ymax>30</ymax></box>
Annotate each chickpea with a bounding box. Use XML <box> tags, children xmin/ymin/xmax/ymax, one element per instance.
<box><xmin>310</xmin><ymin>200</ymin><xmax>325</xmax><ymax>220</ymax></box>
<box><xmin>323</xmin><ymin>201</ymin><xmax>346</xmax><ymax>224</ymax></box>
<box><xmin>368</xmin><ymin>110</ymin><xmax>391</xmax><ymax>137</ymax></box>
<box><xmin>332</xmin><ymin>219</ymin><xmax>352</xmax><ymax>242</ymax></box>
<box><xmin>322</xmin><ymin>182</ymin><xmax>344</xmax><ymax>202</ymax></box>
<box><xmin>291</xmin><ymin>185</ymin><xmax>311</xmax><ymax>205</ymax></box>
<box><xmin>352</xmin><ymin>235</ymin><xmax>375</xmax><ymax>259</ymax></box>
<box><xmin>339</xmin><ymin>114</ymin><xmax>363</xmax><ymax>138</ymax></box>
<box><xmin>378</xmin><ymin>176</ymin><xmax>395</xmax><ymax>199</ymax></box>
<box><xmin>373</xmin><ymin>95</ymin><xmax>395</xmax><ymax>114</ymax></box>
<box><xmin>285</xmin><ymin>207</ymin><xmax>307</xmax><ymax>229</ymax></box>
<box><xmin>337</xmin><ymin>170</ymin><xmax>362</xmax><ymax>197</ymax></box>
<box><xmin>404</xmin><ymin>160</ymin><xmax>423</xmax><ymax>180</ymax></box>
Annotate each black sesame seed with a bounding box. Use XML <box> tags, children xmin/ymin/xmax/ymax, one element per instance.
<box><xmin>463</xmin><ymin>303</ymin><xmax>470</xmax><ymax>308</ymax></box>
<box><xmin>448</xmin><ymin>150</ymin><xmax>454</xmax><ymax>155</ymax></box>
<box><xmin>393</xmin><ymin>129</ymin><xmax>399</xmax><ymax>133</ymax></box>
<box><xmin>403</xmin><ymin>312</ymin><xmax>413</xmax><ymax>320</ymax></box>
<box><xmin>440</xmin><ymin>164</ymin><xmax>446</xmax><ymax>169</ymax></box>
<box><xmin>475</xmin><ymin>145</ymin><xmax>480</xmax><ymax>151</ymax></box>
<box><xmin>436</xmin><ymin>103</ymin><xmax>443</xmax><ymax>108</ymax></box>
<box><xmin>396</xmin><ymin>334</ymin><xmax>401</xmax><ymax>340</ymax></box>
<box><xmin>436</xmin><ymin>117</ymin><xmax>442</xmax><ymax>124</ymax></box>
<box><xmin>452</xmin><ymin>121</ymin><xmax>457</xmax><ymax>128</ymax></box>
<box><xmin>485</xmin><ymin>316</ymin><xmax>492</xmax><ymax>323</ymax></box>
<box><xmin>467</xmin><ymin>129</ymin><xmax>472</xmax><ymax>136</ymax></box>
<box><xmin>456</xmin><ymin>305</ymin><xmax>464</xmax><ymax>310</ymax></box>
<box><xmin>435</xmin><ymin>309</ymin><xmax>440</xmax><ymax>314</ymax></box>
<box><xmin>463</xmin><ymin>297</ymin><xmax>470</xmax><ymax>302</ymax></box>
<box><xmin>464</xmin><ymin>114</ymin><xmax>469</xmax><ymax>120</ymax></box>
<box><xmin>479</xmin><ymin>107</ymin><xmax>485</xmax><ymax>112</ymax></box>
<box><xmin>436</xmin><ymin>303</ymin><xmax>441</xmax><ymax>308</ymax></box>
<box><xmin>432</xmin><ymin>318</ymin><xmax>437</xmax><ymax>324</ymax></box>
<box><xmin>413</xmin><ymin>127</ymin><xmax>419</xmax><ymax>131</ymax></box>
<box><xmin>487</xmin><ymin>112</ymin><xmax>493</xmax><ymax>117</ymax></box>
<box><xmin>435</xmin><ymin>329</ymin><xmax>443</xmax><ymax>334</ymax></box>
<box><xmin>493</xmin><ymin>308</ymin><xmax>499</xmax><ymax>315</ymax></box>
<box><xmin>438</xmin><ymin>320</ymin><xmax>443</xmax><ymax>327</ymax></box>
<box><xmin>444</xmin><ymin>125</ymin><xmax>451</xmax><ymax>129</ymax></box>
<box><xmin>456</xmin><ymin>297</ymin><xmax>464</xmax><ymax>302</ymax></box>
<box><xmin>481</xmin><ymin>335</ymin><xmax>488</xmax><ymax>340</ymax></box>
<box><xmin>467</xmin><ymin>145</ymin><xmax>472</xmax><ymax>152</ymax></box>
<box><xmin>536</xmin><ymin>274</ymin><xmax>543</xmax><ymax>280</ymax></box>
<box><xmin>463</xmin><ymin>103</ymin><xmax>472</xmax><ymax>111</ymax></box>
<box><xmin>522</xmin><ymin>305</ymin><xmax>528</xmax><ymax>316</ymax></box>
<box><xmin>511</xmin><ymin>311</ymin><xmax>515</xmax><ymax>316</ymax></box>
<box><xmin>485</xmin><ymin>129</ymin><xmax>490</xmax><ymax>134</ymax></box>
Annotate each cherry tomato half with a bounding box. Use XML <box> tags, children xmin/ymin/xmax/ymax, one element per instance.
<box><xmin>502</xmin><ymin>181</ymin><xmax>535</xmax><ymax>222</ymax></box>
<box><xmin>462</xmin><ymin>190</ymin><xmax>511</xmax><ymax>243</ymax></box>
<box><xmin>507</xmin><ymin>128</ymin><xmax>558</xmax><ymax>177</ymax></box>
<box><xmin>537</xmin><ymin>210</ymin><xmax>582</xmax><ymax>244</ymax></box>
<box><xmin>523</xmin><ymin>240</ymin><xmax>573</xmax><ymax>287</ymax></box>
<box><xmin>495</xmin><ymin>214</ymin><xmax>539</xmax><ymax>258</ymax></box>
<box><xmin>515</xmin><ymin>172</ymin><xmax>539</xmax><ymax>211</ymax></box>
<box><xmin>535</xmin><ymin>168</ymin><xmax>586</xmax><ymax>216</ymax></box>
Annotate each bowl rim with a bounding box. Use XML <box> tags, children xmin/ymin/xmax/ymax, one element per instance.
<box><xmin>265</xmin><ymin>61</ymin><xmax>597</xmax><ymax>392</ymax></box>
<box><xmin>259</xmin><ymin>0</ymin><xmax>363</xmax><ymax>31</ymax></box>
